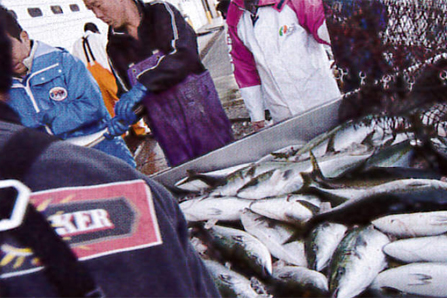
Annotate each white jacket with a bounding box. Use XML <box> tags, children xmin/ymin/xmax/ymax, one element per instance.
<box><xmin>227</xmin><ymin>0</ymin><xmax>341</xmax><ymax>123</ymax></box>
<box><xmin>72</xmin><ymin>31</ymin><xmax>111</xmax><ymax>72</ymax></box>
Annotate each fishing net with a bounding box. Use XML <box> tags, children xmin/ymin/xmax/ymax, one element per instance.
<box><xmin>324</xmin><ymin>0</ymin><xmax>447</xmax><ymax>124</ymax></box>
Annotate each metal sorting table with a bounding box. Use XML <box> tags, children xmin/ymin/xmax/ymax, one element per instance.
<box><xmin>152</xmin><ymin>97</ymin><xmax>342</xmax><ymax>189</ymax></box>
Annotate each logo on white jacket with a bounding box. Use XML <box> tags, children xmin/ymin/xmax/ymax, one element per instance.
<box><xmin>279</xmin><ymin>24</ymin><xmax>296</xmax><ymax>37</ymax></box>
<box><xmin>49</xmin><ymin>87</ymin><xmax>68</xmax><ymax>101</ymax></box>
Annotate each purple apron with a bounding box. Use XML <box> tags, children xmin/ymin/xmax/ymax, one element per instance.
<box><xmin>128</xmin><ymin>53</ymin><xmax>234</xmax><ymax>166</ymax></box>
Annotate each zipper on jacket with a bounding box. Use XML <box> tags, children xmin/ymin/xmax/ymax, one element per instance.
<box><xmin>12</xmin><ymin>63</ymin><xmax>60</xmax><ymax>135</ymax></box>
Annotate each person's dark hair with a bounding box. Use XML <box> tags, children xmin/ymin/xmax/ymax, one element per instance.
<box><xmin>84</xmin><ymin>22</ymin><xmax>99</xmax><ymax>33</ymax></box>
<box><xmin>216</xmin><ymin>0</ymin><xmax>230</xmax><ymax>19</ymax></box>
<box><xmin>0</xmin><ymin>5</ymin><xmax>12</xmax><ymax>93</ymax></box>
<box><xmin>0</xmin><ymin>5</ymin><xmax>23</xmax><ymax>40</ymax></box>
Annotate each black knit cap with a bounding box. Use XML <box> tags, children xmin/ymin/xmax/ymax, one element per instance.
<box><xmin>0</xmin><ymin>5</ymin><xmax>12</xmax><ymax>93</ymax></box>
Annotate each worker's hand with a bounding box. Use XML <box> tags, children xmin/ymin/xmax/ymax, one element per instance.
<box><xmin>104</xmin><ymin>116</ymin><xmax>131</xmax><ymax>139</ymax></box>
<box><xmin>251</xmin><ymin>120</ymin><xmax>265</xmax><ymax>132</ymax></box>
<box><xmin>115</xmin><ymin>82</ymin><xmax>148</xmax><ymax>124</ymax></box>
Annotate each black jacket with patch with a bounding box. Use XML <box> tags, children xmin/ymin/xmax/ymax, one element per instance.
<box><xmin>0</xmin><ymin>104</ymin><xmax>220</xmax><ymax>297</ymax></box>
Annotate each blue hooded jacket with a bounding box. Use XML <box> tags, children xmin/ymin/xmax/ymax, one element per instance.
<box><xmin>9</xmin><ymin>41</ymin><xmax>109</xmax><ymax>140</ymax></box>
<box><xmin>8</xmin><ymin>41</ymin><xmax>136</xmax><ymax>167</ymax></box>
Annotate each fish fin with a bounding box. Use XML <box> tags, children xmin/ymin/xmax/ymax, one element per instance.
<box><xmin>433</xmin><ymin>215</ymin><xmax>447</xmax><ymax>224</ymax></box>
<box><xmin>185</xmin><ymin>169</ymin><xmax>198</xmax><ymax>176</ymax></box>
<box><xmin>283</xmin><ymin>230</ymin><xmax>302</xmax><ymax>244</ymax></box>
<box><xmin>210</xmin><ymin>208</ymin><xmax>223</xmax><ymax>216</ymax></box>
<box><xmin>301</xmin><ymin>151</ymin><xmax>327</xmax><ymax>192</ymax></box>
<box><xmin>383</xmin><ymin>134</ymin><xmax>397</xmax><ymax>148</ymax></box>
<box><xmin>176</xmin><ymin>170</ymin><xmax>228</xmax><ymax>190</ymax></box>
<box><xmin>360</xmin><ymin>130</ymin><xmax>377</xmax><ymax>148</ymax></box>
<box><xmin>300</xmin><ymin>172</ymin><xmax>314</xmax><ymax>193</ymax></box>
<box><xmin>283</xmin><ymin>221</ymin><xmax>310</xmax><ymax>244</ymax></box>
<box><xmin>245</xmin><ymin>162</ymin><xmax>260</xmax><ymax>177</ymax></box>
<box><xmin>302</xmin><ymin>187</ymin><xmax>348</xmax><ymax>207</ymax></box>
<box><xmin>282</xmin><ymin>169</ymin><xmax>295</xmax><ymax>180</ymax></box>
<box><xmin>191</xmin><ymin>174</ymin><xmax>228</xmax><ymax>189</ymax></box>
<box><xmin>310</xmin><ymin>151</ymin><xmax>326</xmax><ymax>180</ymax></box>
<box><xmin>297</xmin><ymin>200</ymin><xmax>320</xmax><ymax>215</ymax></box>
<box><xmin>271</xmin><ymin>152</ymin><xmax>289</xmax><ymax>160</ymax></box>
<box><xmin>204</xmin><ymin>218</ymin><xmax>219</xmax><ymax>229</ymax></box>
<box><xmin>408</xmin><ymin>273</ymin><xmax>432</xmax><ymax>286</ymax></box>
<box><xmin>325</xmin><ymin>133</ymin><xmax>336</xmax><ymax>154</ymax></box>
<box><xmin>166</xmin><ymin>185</ymin><xmax>198</xmax><ymax>197</ymax></box>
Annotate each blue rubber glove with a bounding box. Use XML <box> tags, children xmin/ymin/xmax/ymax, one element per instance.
<box><xmin>104</xmin><ymin>116</ymin><xmax>131</xmax><ymax>140</ymax></box>
<box><xmin>115</xmin><ymin>82</ymin><xmax>148</xmax><ymax>124</ymax></box>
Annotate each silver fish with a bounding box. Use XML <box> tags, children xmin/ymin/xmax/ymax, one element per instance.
<box><xmin>329</xmin><ymin>225</ymin><xmax>389</xmax><ymax>298</ymax></box>
<box><xmin>208</xmin><ymin>162</ymin><xmax>290</xmax><ymax>197</ymax></box>
<box><xmin>236</xmin><ymin>145</ymin><xmax>374</xmax><ymax>200</ymax></box>
<box><xmin>361</xmin><ymin>138</ymin><xmax>413</xmax><ymax>169</ymax></box>
<box><xmin>179</xmin><ymin>196</ymin><xmax>252</xmax><ymax>222</ymax></box>
<box><xmin>306</xmin><ymin>177</ymin><xmax>447</xmax><ymax>209</ymax></box>
<box><xmin>306</xmin><ymin>222</ymin><xmax>348</xmax><ymax>272</ymax></box>
<box><xmin>272</xmin><ymin>264</ymin><xmax>329</xmax><ymax>293</ymax></box>
<box><xmin>257</xmin><ymin>143</ymin><xmax>307</xmax><ymax>163</ymax></box>
<box><xmin>241</xmin><ymin>209</ymin><xmax>307</xmax><ymax>267</ymax></box>
<box><xmin>305</xmin><ymin>179</ymin><xmax>447</xmax><ymax>230</ymax></box>
<box><xmin>383</xmin><ymin>235</ymin><xmax>447</xmax><ymax>263</ymax></box>
<box><xmin>174</xmin><ymin>163</ymin><xmax>251</xmax><ymax>192</ymax></box>
<box><xmin>202</xmin><ymin>259</ymin><xmax>265</xmax><ymax>298</ymax></box>
<box><xmin>236</xmin><ymin>161</ymin><xmax>310</xmax><ymax>200</ymax></box>
<box><xmin>208</xmin><ymin>225</ymin><xmax>273</xmax><ymax>276</ymax></box>
<box><xmin>372</xmin><ymin>211</ymin><xmax>447</xmax><ymax>237</ymax></box>
<box><xmin>314</xmin><ymin>143</ymin><xmax>374</xmax><ymax>179</ymax></box>
<box><xmin>248</xmin><ymin>194</ymin><xmax>320</xmax><ymax>224</ymax></box>
<box><xmin>174</xmin><ymin>178</ymin><xmax>215</xmax><ymax>193</ymax></box>
<box><xmin>371</xmin><ymin>262</ymin><xmax>447</xmax><ymax>297</ymax></box>
<box><xmin>295</xmin><ymin>115</ymin><xmax>392</xmax><ymax>159</ymax></box>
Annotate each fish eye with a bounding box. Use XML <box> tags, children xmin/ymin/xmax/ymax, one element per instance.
<box><xmin>233</xmin><ymin>235</ymin><xmax>244</xmax><ymax>242</ymax></box>
<box><xmin>337</xmin><ymin>267</ymin><xmax>346</xmax><ymax>277</ymax></box>
<box><xmin>220</xmin><ymin>274</ymin><xmax>233</xmax><ymax>284</ymax></box>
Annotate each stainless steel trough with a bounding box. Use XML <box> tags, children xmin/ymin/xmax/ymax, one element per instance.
<box><xmin>152</xmin><ymin>97</ymin><xmax>342</xmax><ymax>188</ymax></box>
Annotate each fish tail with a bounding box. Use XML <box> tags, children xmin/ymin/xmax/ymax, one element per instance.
<box><xmin>283</xmin><ymin>221</ymin><xmax>313</xmax><ymax>244</ymax></box>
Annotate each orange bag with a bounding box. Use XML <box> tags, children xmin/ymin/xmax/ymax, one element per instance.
<box><xmin>82</xmin><ymin>37</ymin><xmax>119</xmax><ymax>117</ymax></box>
<box><xmin>82</xmin><ymin>38</ymin><xmax>149</xmax><ymax>136</ymax></box>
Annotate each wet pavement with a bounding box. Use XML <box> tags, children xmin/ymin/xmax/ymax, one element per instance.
<box><xmin>124</xmin><ymin>17</ymin><xmax>255</xmax><ymax>176</ymax></box>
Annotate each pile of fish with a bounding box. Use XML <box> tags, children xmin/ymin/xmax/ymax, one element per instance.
<box><xmin>174</xmin><ymin>115</ymin><xmax>447</xmax><ymax>298</ymax></box>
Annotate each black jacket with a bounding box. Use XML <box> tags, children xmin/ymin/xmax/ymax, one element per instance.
<box><xmin>0</xmin><ymin>14</ymin><xmax>11</xmax><ymax>94</ymax></box>
<box><xmin>0</xmin><ymin>107</ymin><xmax>220</xmax><ymax>297</ymax></box>
<box><xmin>107</xmin><ymin>0</ymin><xmax>206</xmax><ymax>95</ymax></box>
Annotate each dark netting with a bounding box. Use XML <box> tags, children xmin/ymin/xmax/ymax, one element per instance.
<box><xmin>324</xmin><ymin>0</ymin><xmax>447</xmax><ymax>122</ymax></box>
<box><xmin>323</xmin><ymin>0</ymin><xmax>447</xmax><ymax>172</ymax></box>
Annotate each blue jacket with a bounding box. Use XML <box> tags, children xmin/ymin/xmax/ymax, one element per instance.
<box><xmin>9</xmin><ymin>41</ymin><xmax>110</xmax><ymax>140</ymax></box>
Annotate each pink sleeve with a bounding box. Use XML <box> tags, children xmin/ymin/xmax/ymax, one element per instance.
<box><xmin>226</xmin><ymin>2</ymin><xmax>262</xmax><ymax>88</ymax></box>
<box><xmin>287</xmin><ymin>0</ymin><xmax>329</xmax><ymax>45</ymax></box>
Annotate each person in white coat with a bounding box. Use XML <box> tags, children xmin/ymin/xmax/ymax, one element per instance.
<box><xmin>72</xmin><ymin>23</ymin><xmax>110</xmax><ymax>71</ymax></box>
<box><xmin>226</xmin><ymin>0</ymin><xmax>341</xmax><ymax>130</ymax></box>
